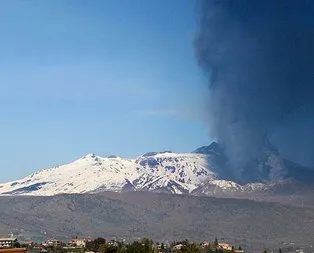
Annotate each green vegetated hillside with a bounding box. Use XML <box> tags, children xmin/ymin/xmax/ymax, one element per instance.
<box><xmin>0</xmin><ymin>192</ymin><xmax>313</xmax><ymax>250</ymax></box>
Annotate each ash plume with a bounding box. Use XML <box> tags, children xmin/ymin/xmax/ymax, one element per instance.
<box><xmin>195</xmin><ymin>0</ymin><xmax>314</xmax><ymax>175</ymax></box>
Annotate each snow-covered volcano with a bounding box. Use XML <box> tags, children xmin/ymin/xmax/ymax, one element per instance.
<box><xmin>0</xmin><ymin>152</ymin><xmax>216</xmax><ymax>196</ymax></box>
<box><xmin>0</xmin><ymin>142</ymin><xmax>312</xmax><ymax>196</ymax></box>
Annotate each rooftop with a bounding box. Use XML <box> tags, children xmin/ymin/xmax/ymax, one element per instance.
<box><xmin>0</xmin><ymin>238</ymin><xmax>17</xmax><ymax>241</ymax></box>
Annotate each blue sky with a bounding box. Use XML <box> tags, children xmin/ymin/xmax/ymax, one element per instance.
<box><xmin>0</xmin><ymin>0</ymin><xmax>211</xmax><ymax>182</ymax></box>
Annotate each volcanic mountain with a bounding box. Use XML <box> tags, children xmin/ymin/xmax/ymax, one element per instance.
<box><xmin>1</xmin><ymin>142</ymin><xmax>313</xmax><ymax>198</ymax></box>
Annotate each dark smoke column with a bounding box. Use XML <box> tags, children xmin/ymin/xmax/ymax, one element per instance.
<box><xmin>195</xmin><ymin>0</ymin><xmax>314</xmax><ymax>179</ymax></box>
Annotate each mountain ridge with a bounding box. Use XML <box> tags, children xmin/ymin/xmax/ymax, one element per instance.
<box><xmin>0</xmin><ymin>142</ymin><xmax>313</xmax><ymax>197</ymax></box>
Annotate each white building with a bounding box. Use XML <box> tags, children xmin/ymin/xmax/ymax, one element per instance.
<box><xmin>69</xmin><ymin>238</ymin><xmax>89</xmax><ymax>248</ymax></box>
<box><xmin>172</xmin><ymin>244</ymin><xmax>184</xmax><ymax>251</ymax></box>
<box><xmin>43</xmin><ymin>239</ymin><xmax>63</xmax><ymax>247</ymax></box>
<box><xmin>0</xmin><ymin>237</ymin><xmax>17</xmax><ymax>248</ymax></box>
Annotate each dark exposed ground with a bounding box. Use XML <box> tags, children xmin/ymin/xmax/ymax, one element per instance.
<box><xmin>0</xmin><ymin>192</ymin><xmax>313</xmax><ymax>252</ymax></box>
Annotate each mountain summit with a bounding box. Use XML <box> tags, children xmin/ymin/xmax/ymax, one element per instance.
<box><xmin>196</xmin><ymin>141</ymin><xmax>314</xmax><ymax>184</ymax></box>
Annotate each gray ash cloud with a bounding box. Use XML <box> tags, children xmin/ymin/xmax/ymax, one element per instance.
<box><xmin>195</xmin><ymin>0</ymin><xmax>314</xmax><ymax>174</ymax></box>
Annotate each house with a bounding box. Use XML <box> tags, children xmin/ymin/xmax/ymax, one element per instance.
<box><xmin>23</xmin><ymin>241</ymin><xmax>33</xmax><ymax>247</ymax></box>
<box><xmin>43</xmin><ymin>240</ymin><xmax>62</xmax><ymax>247</ymax></box>
<box><xmin>0</xmin><ymin>238</ymin><xmax>17</xmax><ymax>248</ymax></box>
<box><xmin>172</xmin><ymin>244</ymin><xmax>184</xmax><ymax>251</ymax></box>
<box><xmin>68</xmin><ymin>238</ymin><xmax>88</xmax><ymax>248</ymax></box>
<box><xmin>218</xmin><ymin>243</ymin><xmax>233</xmax><ymax>251</ymax></box>
<box><xmin>234</xmin><ymin>250</ymin><xmax>245</xmax><ymax>253</ymax></box>
<box><xmin>107</xmin><ymin>240</ymin><xmax>119</xmax><ymax>247</ymax></box>
<box><xmin>201</xmin><ymin>241</ymin><xmax>210</xmax><ymax>248</ymax></box>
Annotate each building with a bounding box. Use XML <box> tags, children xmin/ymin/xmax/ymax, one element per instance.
<box><xmin>0</xmin><ymin>238</ymin><xmax>17</xmax><ymax>248</ymax></box>
<box><xmin>201</xmin><ymin>241</ymin><xmax>210</xmax><ymax>248</ymax></box>
<box><xmin>172</xmin><ymin>244</ymin><xmax>184</xmax><ymax>251</ymax></box>
<box><xmin>234</xmin><ymin>250</ymin><xmax>245</xmax><ymax>253</ymax></box>
<box><xmin>218</xmin><ymin>243</ymin><xmax>233</xmax><ymax>251</ymax></box>
<box><xmin>22</xmin><ymin>241</ymin><xmax>33</xmax><ymax>247</ymax></box>
<box><xmin>107</xmin><ymin>240</ymin><xmax>119</xmax><ymax>247</ymax></box>
<box><xmin>68</xmin><ymin>238</ymin><xmax>88</xmax><ymax>248</ymax></box>
<box><xmin>42</xmin><ymin>240</ymin><xmax>63</xmax><ymax>247</ymax></box>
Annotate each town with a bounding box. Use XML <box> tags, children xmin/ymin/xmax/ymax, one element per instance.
<box><xmin>0</xmin><ymin>234</ymin><xmax>308</xmax><ymax>253</ymax></box>
<box><xmin>0</xmin><ymin>234</ymin><xmax>250</xmax><ymax>253</ymax></box>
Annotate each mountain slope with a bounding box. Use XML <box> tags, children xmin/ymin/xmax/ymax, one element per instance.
<box><xmin>0</xmin><ymin>192</ymin><xmax>313</xmax><ymax>250</ymax></box>
<box><xmin>0</xmin><ymin>152</ymin><xmax>217</xmax><ymax>196</ymax></box>
<box><xmin>0</xmin><ymin>142</ymin><xmax>313</xmax><ymax>197</ymax></box>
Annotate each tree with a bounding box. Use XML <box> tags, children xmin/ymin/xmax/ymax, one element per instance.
<box><xmin>142</xmin><ymin>238</ymin><xmax>153</xmax><ymax>253</ymax></box>
<box><xmin>181</xmin><ymin>242</ymin><xmax>201</xmax><ymax>253</ymax></box>
<box><xmin>161</xmin><ymin>243</ymin><xmax>165</xmax><ymax>250</ymax></box>
<box><xmin>13</xmin><ymin>242</ymin><xmax>21</xmax><ymax>248</ymax></box>
<box><xmin>98</xmin><ymin>244</ymin><xmax>119</xmax><ymax>253</ymax></box>
<box><xmin>98</xmin><ymin>244</ymin><xmax>107</xmax><ymax>253</ymax></box>
<box><xmin>95</xmin><ymin>237</ymin><xmax>106</xmax><ymax>245</ymax></box>
<box><xmin>126</xmin><ymin>241</ymin><xmax>145</xmax><ymax>253</ymax></box>
<box><xmin>214</xmin><ymin>238</ymin><xmax>219</xmax><ymax>247</ymax></box>
<box><xmin>206</xmin><ymin>246</ymin><xmax>215</xmax><ymax>253</ymax></box>
<box><xmin>86</xmin><ymin>237</ymin><xmax>106</xmax><ymax>252</ymax></box>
